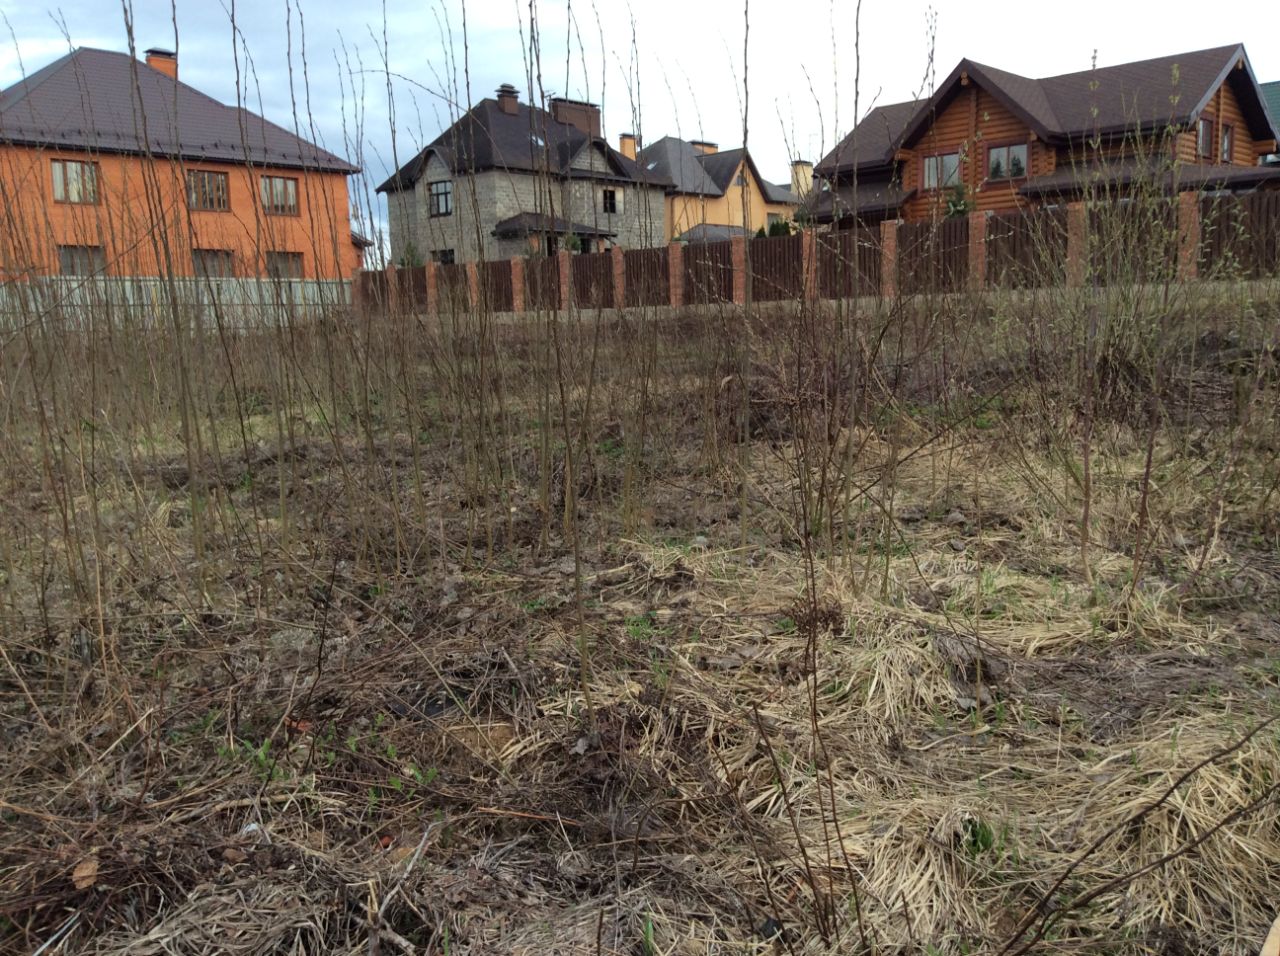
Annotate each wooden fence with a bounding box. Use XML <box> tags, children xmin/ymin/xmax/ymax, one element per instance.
<box><xmin>356</xmin><ymin>191</ymin><xmax>1280</xmax><ymax>315</ymax></box>
<box><xmin>748</xmin><ymin>234</ymin><xmax>804</xmax><ymax>302</ymax></box>
<box><xmin>817</xmin><ymin>228</ymin><xmax>880</xmax><ymax>299</ymax></box>
<box><xmin>986</xmin><ymin>208</ymin><xmax>1069</xmax><ymax>288</ymax></box>
<box><xmin>624</xmin><ymin>248</ymin><xmax>668</xmax><ymax>307</ymax></box>
<box><xmin>571</xmin><ymin>251</ymin><xmax>614</xmax><ymax>310</ymax></box>
<box><xmin>525</xmin><ymin>256</ymin><xmax>560</xmax><ymax>312</ymax></box>
<box><xmin>684</xmin><ymin>240</ymin><xmax>734</xmax><ymax>305</ymax></box>
<box><xmin>1199</xmin><ymin>191</ymin><xmax>1280</xmax><ymax>280</ymax></box>
<box><xmin>899</xmin><ymin>217</ymin><xmax>968</xmax><ymax>293</ymax></box>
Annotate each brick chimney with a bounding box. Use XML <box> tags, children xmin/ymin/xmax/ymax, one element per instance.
<box><xmin>691</xmin><ymin>140</ymin><xmax>718</xmax><ymax>155</ymax></box>
<box><xmin>790</xmin><ymin>159</ymin><xmax>813</xmax><ymax>199</ymax></box>
<box><xmin>618</xmin><ymin>133</ymin><xmax>637</xmax><ymax>160</ymax></box>
<box><xmin>145</xmin><ymin>48</ymin><xmax>177</xmax><ymax>80</ymax></box>
<box><xmin>550</xmin><ymin>97</ymin><xmax>601</xmax><ymax>138</ymax></box>
<box><xmin>496</xmin><ymin>83</ymin><xmax>519</xmax><ymax>115</ymax></box>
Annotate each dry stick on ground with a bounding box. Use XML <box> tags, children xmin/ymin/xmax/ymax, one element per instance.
<box><xmin>997</xmin><ymin>714</ymin><xmax>1280</xmax><ymax>956</ymax></box>
<box><xmin>710</xmin><ymin>745</ymin><xmax>802</xmax><ymax>956</ymax></box>
<box><xmin>752</xmin><ymin>703</ymin><xmax>832</xmax><ymax>943</ymax></box>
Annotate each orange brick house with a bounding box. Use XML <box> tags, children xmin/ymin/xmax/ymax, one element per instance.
<box><xmin>0</xmin><ymin>47</ymin><xmax>367</xmax><ymax>280</ymax></box>
<box><xmin>808</xmin><ymin>44</ymin><xmax>1280</xmax><ymax>226</ymax></box>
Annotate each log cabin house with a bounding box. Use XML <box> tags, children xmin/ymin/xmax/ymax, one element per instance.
<box><xmin>807</xmin><ymin>44</ymin><xmax>1280</xmax><ymax>226</ymax></box>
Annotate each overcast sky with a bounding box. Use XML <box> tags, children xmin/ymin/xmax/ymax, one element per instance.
<box><xmin>2</xmin><ymin>0</ymin><xmax>1277</xmax><ymax>236</ymax></box>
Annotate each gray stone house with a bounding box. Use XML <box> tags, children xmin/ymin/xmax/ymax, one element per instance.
<box><xmin>377</xmin><ymin>85</ymin><xmax>668</xmax><ymax>264</ymax></box>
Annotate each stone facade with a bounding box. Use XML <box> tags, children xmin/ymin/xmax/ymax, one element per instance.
<box><xmin>386</xmin><ymin>143</ymin><xmax>666</xmax><ymax>264</ymax></box>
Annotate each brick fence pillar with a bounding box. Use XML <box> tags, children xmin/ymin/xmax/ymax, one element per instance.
<box><xmin>667</xmin><ymin>242</ymin><xmax>684</xmax><ymax>309</ymax></box>
<box><xmin>879</xmin><ymin>219</ymin><xmax>899</xmax><ymax>299</ymax></box>
<box><xmin>384</xmin><ymin>263</ymin><xmax>399</xmax><ymax>313</ymax></box>
<box><xmin>801</xmin><ymin>228</ymin><xmax>818</xmax><ymax>302</ymax></box>
<box><xmin>1066</xmin><ymin>202</ymin><xmax>1088</xmax><ymax>288</ymax></box>
<box><xmin>1177</xmin><ymin>190</ymin><xmax>1200</xmax><ymax>281</ymax></box>
<box><xmin>557</xmin><ymin>250</ymin><xmax>572</xmax><ymax>311</ymax></box>
<box><xmin>510</xmin><ymin>257</ymin><xmax>525</xmax><ymax>313</ymax></box>
<box><xmin>351</xmin><ymin>269</ymin><xmax>366</xmax><ymax>312</ymax></box>
<box><xmin>423</xmin><ymin>261</ymin><xmax>438</xmax><ymax>314</ymax></box>
<box><xmin>730</xmin><ymin>235</ymin><xmax>748</xmax><ymax>304</ymax></box>
<box><xmin>611</xmin><ymin>244</ymin><xmax>626</xmax><ymax>310</ymax></box>
<box><xmin>967</xmin><ymin>210</ymin><xmax>988</xmax><ymax>293</ymax></box>
<box><xmin>466</xmin><ymin>261</ymin><xmax>480</xmax><ymax>311</ymax></box>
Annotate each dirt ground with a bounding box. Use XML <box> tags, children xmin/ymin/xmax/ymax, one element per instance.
<box><xmin>2</xmin><ymin>302</ymin><xmax>1279</xmax><ymax>955</ymax></box>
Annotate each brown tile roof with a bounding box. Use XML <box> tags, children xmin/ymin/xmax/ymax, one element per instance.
<box><xmin>1018</xmin><ymin>157</ymin><xmax>1280</xmax><ymax>197</ymax></box>
<box><xmin>377</xmin><ymin>97</ymin><xmax>667</xmax><ymax>193</ymax></box>
<box><xmin>0</xmin><ymin>47</ymin><xmax>357</xmax><ymax>173</ymax></box>
<box><xmin>492</xmin><ymin>211</ymin><xmax>615</xmax><ymax>239</ymax></box>
<box><xmin>800</xmin><ymin>179</ymin><xmax>913</xmax><ymax>223</ymax></box>
<box><xmin>817</xmin><ymin>44</ymin><xmax>1277</xmax><ymax>180</ymax></box>
<box><xmin>813</xmin><ymin>99</ymin><xmax>924</xmax><ymax>178</ymax></box>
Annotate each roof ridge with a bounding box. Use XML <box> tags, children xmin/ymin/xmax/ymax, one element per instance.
<box><xmin>1035</xmin><ymin>43</ymin><xmax>1242</xmax><ymax>84</ymax></box>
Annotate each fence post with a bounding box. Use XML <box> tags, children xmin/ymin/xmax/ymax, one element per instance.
<box><xmin>557</xmin><ymin>250</ymin><xmax>572</xmax><ymax>310</ymax></box>
<box><xmin>967</xmin><ymin>210</ymin><xmax>988</xmax><ymax>292</ymax></box>
<box><xmin>466</xmin><ymin>262</ymin><xmax>480</xmax><ymax>310</ymax></box>
<box><xmin>1066</xmin><ymin>202</ymin><xmax>1087</xmax><ymax>288</ymax></box>
<box><xmin>730</xmin><ymin>236</ymin><xmax>748</xmax><ymax>305</ymax></box>
<box><xmin>879</xmin><ymin>219</ymin><xmax>899</xmax><ymax>299</ymax></box>
<box><xmin>1177</xmin><ymin>190</ymin><xmax>1200</xmax><ymax>282</ymax></box>
<box><xmin>611</xmin><ymin>245</ymin><xmax>626</xmax><ymax>310</ymax></box>
<box><xmin>351</xmin><ymin>270</ymin><xmax>366</xmax><ymax>312</ymax></box>
<box><xmin>510</xmin><ymin>257</ymin><xmax>525</xmax><ymax>313</ymax></box>
<box><xmin>384</xmin><ymin>263</ymin><xmax>399</xmax><ymax>313</ymax></box>
<box><xmin>801</xmin><ymin>229</ymin><xmax>818</xmax><ymax>302</ymax></box>
<box><xmin>424</xmin><ymin>260</ymin><xmax>438</xmax><ymax>314</ymax></box>
<box><xmin>667</xmin><ymin>242</ymin><xmax>684</xmax><ymax>309</ymax></box>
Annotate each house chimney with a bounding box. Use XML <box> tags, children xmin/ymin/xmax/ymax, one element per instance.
<box><xmin>145</xmin><ymin>48</ymin><xmax>177</xmax><ymax>80</ymax></box>
<box><xmin>618</xmin><ymin>132</ymin><xmax>637</xmax><ymax>161</ymax></box>
<box><xmin>496</xmin><ymin>83</ymin><xmax>519</xmax><ymax>115</ymax></box>
<box><xmin>550</xmin><ymin>97</ymin><xmax>601</xmax><ymax>138</ymax></box>
<box><xmin>691</xmin><ymin>140</ymin><xmax>718</xmax><ymax>155</ymax></box>
<box><xmin>790</xmin><ymin>159</ymin><xmax>813</xmax><ymax>199</ymax></box>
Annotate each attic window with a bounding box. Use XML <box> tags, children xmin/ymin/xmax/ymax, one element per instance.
<box><xmin>530</xmin><ymin>133</ymin><xmax>546</xmax><ymax>148</ymax></box>
<box><xmin>923</xmin><ymin>152</ymin><xmax>961</xmax><ymax>191</ymax></box>
<box><xmin>646</xmin><ymin>161</ymin><xmax>658</xmax><ymax>170</ymax></box>
<box><xmin>1197</xmin><ymin>117</ymin><xmax>1214</xmax><ymax>160</ymax></box>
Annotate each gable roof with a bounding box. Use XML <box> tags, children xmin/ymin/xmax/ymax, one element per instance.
<box><xmin>634</xmin><ymin>136</ymin><xmax>797</xmax><ymax>206</ymax></box>
<box><xmin>761</xmin><ymin>180</ymin><xmax>795</xmax><ymax>204</ymax></box>
<box><xmin>817</xmin><ymin>44</ymin><xmax>1277</xmax><ymax>179</ymax></box>
<box><xmin>813</xmin><ymin>98</ymin><xmax>925</xmax><ymax>178</ymax></box>
<box><xmin>0</xmin><ymin>47</ymin><xmax>357</xmax><ymax>172</ymax></box>
<box><xmin>676</xmin><ymin>223</ymin><xmax>748</xmax><ymax>242</ymax></box>
<box><xmin>697</xmin><ymin>147</ymin><xmax>749</xmax><ymax>192</ymax></box>
<box><xmin>376</xmin><ymin>97</ymin><xmax>666</xmax><ymax>193</ymax></box>
<box><xmin>634</xmin><ymin>136</ymin><xmax>722</xmax><ymax>195</ymax></box>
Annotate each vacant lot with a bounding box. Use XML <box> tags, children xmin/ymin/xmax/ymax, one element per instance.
<box><xmin>2</xmin><ymin>285</ymin><xmax>1279</xmax><ymax>954</ymax></box>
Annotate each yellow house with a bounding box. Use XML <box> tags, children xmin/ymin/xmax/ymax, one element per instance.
<box><xmin>621</xmin><ymin>134</ymin><xmax>807</xmax><ymax>242</ymax></box>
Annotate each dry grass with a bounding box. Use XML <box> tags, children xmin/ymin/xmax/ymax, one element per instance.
<box><xmin>1</xmin><ymin>286</ymin><xmax>1279</xmax><ymax>955</ymax></box>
